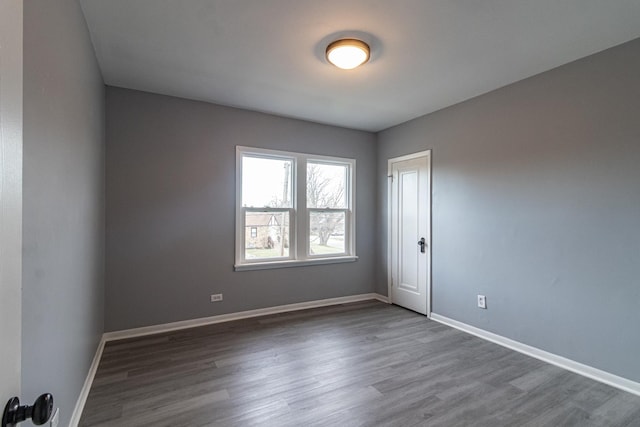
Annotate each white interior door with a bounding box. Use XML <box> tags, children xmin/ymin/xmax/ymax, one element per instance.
<box><xmin>389</xmin><ymin>151</ymin><xmax>431</xmax><ymax>315</ymax></box>
<box><xmin>1</xmin><ymin>0</ymin><xmax>23</xmax><ymax>405</ymax></box>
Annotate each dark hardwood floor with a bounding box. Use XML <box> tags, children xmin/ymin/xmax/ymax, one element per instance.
<box><xmin>80</xmin><ymin>301</ymin><xmax>640</xmax><ymax>426</ymax></box>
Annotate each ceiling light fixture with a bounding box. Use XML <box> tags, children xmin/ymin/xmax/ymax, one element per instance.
<box><xmin>325</xmin><ymin>38</ymin><xmax>370</xmax><ymax>70</ymax></box>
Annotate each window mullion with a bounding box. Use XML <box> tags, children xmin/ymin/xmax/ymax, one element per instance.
<box><xmin>296</xmin><ymin>155</ymin><xmax>307</xmax><ymax>260</ymax></box>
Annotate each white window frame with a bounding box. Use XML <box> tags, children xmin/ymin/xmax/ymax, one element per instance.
<box><xmin>235</xmin><ymin>146</ymin><xmax>357</xmax><ymax>271</ymax></box>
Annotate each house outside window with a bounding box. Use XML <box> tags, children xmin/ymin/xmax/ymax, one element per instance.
<box><xmin>235</xmin><ymin>146</ymin><xmax>356</xmax><ymax>270</ymax></box>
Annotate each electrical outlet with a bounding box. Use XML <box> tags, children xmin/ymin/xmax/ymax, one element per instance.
<box><xmin>210</xmin><ymin>294</ymin><xmax>223</xmax><ymax>302</ymax></box>
<box><xmin>477</xmin><ymin>295</ymin><xmax>487</xmax><ymax>309</ymax></box>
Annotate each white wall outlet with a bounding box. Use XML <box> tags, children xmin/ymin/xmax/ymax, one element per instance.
<box><xmin>210</xmin><ymin>293</ymin><xmax>223</xmax><ymax>302</ymax></box>
<box><xmin>477</xmin><ymin>295</ymin><xmax>487</xmax><ymax>309</ymax></box>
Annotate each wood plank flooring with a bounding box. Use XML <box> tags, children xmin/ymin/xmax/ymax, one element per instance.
<box><xmin>79</xmin><ymin>301</ymin><xmax>640</xmax><ymax>426</ymax></box>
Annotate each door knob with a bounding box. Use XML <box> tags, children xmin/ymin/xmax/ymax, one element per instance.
<box><xmin>418</xmin><ymin>237</ymin><xmax>426</xmax><ymax>253</ymax></box>
<box><xmin>2</xmin><ymin>394</ymin><xmax>53</xmax><ymax>427</ymax></box>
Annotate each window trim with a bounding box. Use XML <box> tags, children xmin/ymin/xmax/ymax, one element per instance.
<box><xmin>235</xmin><ymin>146</ymin><xmax>356</xmax><ymax>270</ymax></box>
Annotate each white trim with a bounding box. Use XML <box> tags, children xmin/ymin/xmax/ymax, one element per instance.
<box><xmin>430</xmin><ymin>313</ymin><xmax>640</xmax><ymax>397</ymax></box>
<box><xmin>373</xmin><ymin>293</ymin><xmax>390</xmax><ymax>304</ymax></box>
<box><xmin>69</xmin><ymin>336</ymin><xmax>106</xmax><ymax>427</ymax></box>
<box><xmin>386</xmin><ymin>164</ymin><xmax>393</xmax><ymax>303</ymax></box>
<box><xmin>235</xmin><ymin>255</ymin><xmax>358</xmax><ymax>271</ymax></box>
<box><xmin>387</xmin><ymin>150</ymin><xmax>432</xmax><ymax>316</ymax></box>
<box><xmin>387</xmin><ymin>150</ymin><xmax>432</xmax><ymax>165</ymax></box>
<box><xmin>104</xmin><ymin>293</ymin><xmax>385</xmax><ymax>342</ymax></box>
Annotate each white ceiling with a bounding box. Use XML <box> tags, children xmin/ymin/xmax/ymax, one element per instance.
<box><xmin>79</xmin><ymin>0</ymin><xmax>640</xmax><ymax>132</ymax></box>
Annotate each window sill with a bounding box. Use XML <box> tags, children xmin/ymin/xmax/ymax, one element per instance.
<box><xmin>234</xmin><ymin>256</ymin><xmax>358</xmax><ymax>271</ymax></box>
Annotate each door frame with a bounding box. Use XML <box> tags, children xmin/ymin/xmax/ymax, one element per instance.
<box><xmin>387</xmin><ymin>150</ymin><xmax>432</xmax><ymax>316</ymax></box>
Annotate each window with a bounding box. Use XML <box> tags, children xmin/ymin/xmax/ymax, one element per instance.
<box><xmin>235</xmin><ymin>146</ymin><xmax>356</xmax><ymax>270</ymax></box>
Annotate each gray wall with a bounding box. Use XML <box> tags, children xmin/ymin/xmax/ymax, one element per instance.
<box><xmin>105</xmin><ymin>87</ymin><xmax>376</xmax><ymax>331</ymax></box>
<box><xmin>377</xmin><ymin>38</ymin><xmax>640</xmax><ymax>382</ymax></box>
<box><xmin>23</xmin><ymin>1</ymin><xmax>105</xmax><ymax>425</ymax></box>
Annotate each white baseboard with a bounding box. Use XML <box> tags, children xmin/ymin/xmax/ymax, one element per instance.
<box><xmin>69</xmin><ymin>336</ymin><xmax>106</xmax><ymax>427</ymax></box>
<box><xmin>430</xmin><ymin>313</ymin><xmax>640</xmax><ymax>397</ymax></box>
<box><xmin>373</xmin><ymin>293</ymin><xmax>390</xmax><ymax>303</ymax></box>
<box><xmin>104</xmin><ymin>293</ymin><xmax>388</xmax><ymax>342</ymax></box>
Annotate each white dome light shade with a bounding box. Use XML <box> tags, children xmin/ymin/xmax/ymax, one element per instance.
<box><xmin>326</xmin><ymin>39</ymin><xmax>370</xmax><ymax>70</ymax></box>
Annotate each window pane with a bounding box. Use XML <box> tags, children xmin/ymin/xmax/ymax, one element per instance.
<box><xmin>307</xmin><ymin>162</ymin><xmax>347</xmax><ymax>208</ymax></box>
<box><xmin>245</xmin><ymin>211</ymin><xmax>290</xmax><ymax>259</ymax></box>
<box><xmin>243</xmin><ymin>156</ymin><xmax>293</xmax><ymax>208</ymax></box>
<box><xmin>309</xmin><ymin>211</ymin><xmax>345</xmax><ymax>255</ymax></box>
